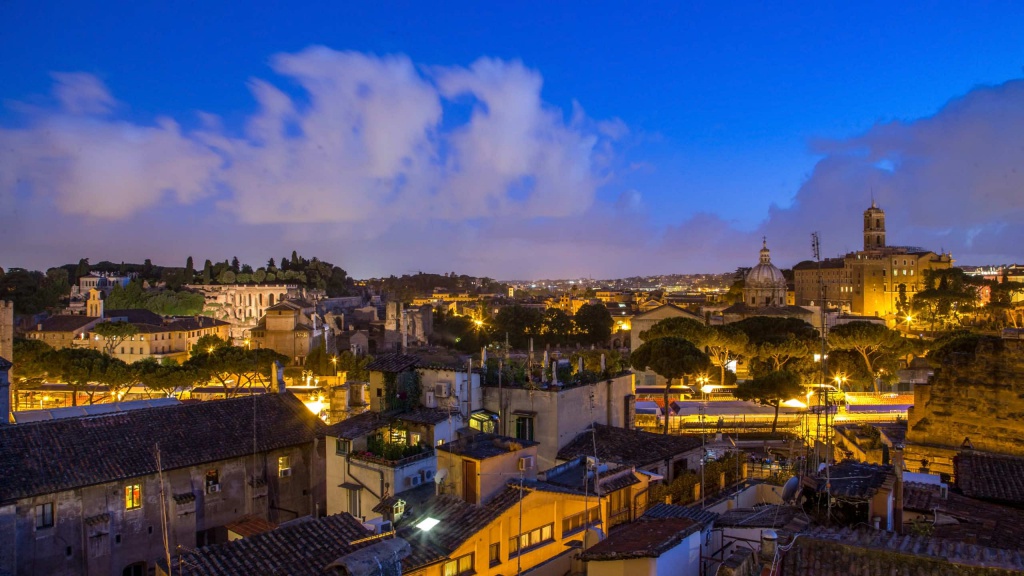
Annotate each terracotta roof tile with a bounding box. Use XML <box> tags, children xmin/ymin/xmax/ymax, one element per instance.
<box><xmin>904</xmin><ymin>482</ymin><xmax>1024</xmax><ymax>550</ymax></box>
<box><xmin>323</xmin><ymin>411</ymin><xmax>388</xmax><ymax>440</ymax></box>
<box><xmin>557</xmin><ymin>424</ymin><xmax>702</xmax><ymax>469</ymax></box>
<box><xmin>579</xmin><ymin>517</ymin><xmax>700</xmax><ymax>561</ymax></box>
<box><xmin>172</xmin><ymin>513</ymin><xmax>374</xmax><ymax>576</ymax></box>
<box><xmin>366</xmin><ymin>353</ymin><xmax>420</xmax><ymax>373</ymax></box>
<box><xmin>642</xmin><ymin>502</ymin><xmax>719</xmax><ymax>525</ymax></box>
<box><xmin>34</xmin><ymin>315</ymin><xmax>99</xmax><ymax>332</ymax></box>
<box><xmin>0</xmin><ymin>392</ymin><xmax>322</xmax><ymax>503</ymax></box>
<box><xmin>436</xmin><ymin>433</ymin><xmax>538</xmax><ymax>460</ymax></box>
<box><xmin>955</xmin><ymin>452</ymin><xmax>1024</xmax><ymax>506</ymax></box>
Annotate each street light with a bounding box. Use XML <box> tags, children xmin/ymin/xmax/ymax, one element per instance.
<box><xmin>832</xmin><ymin>373</ymin><xmax>848</xmax><ymax>392</ymax></box>
<box><xmin>696</xmin><ymin>373</ymin><xmax>712</xmax><ymax>401</ymax></box>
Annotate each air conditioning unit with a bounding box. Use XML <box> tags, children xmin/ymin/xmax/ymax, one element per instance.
<box><xmin>425</xmin><ymin>391</ymin><xmax>437</xmax><ymax>408</ymax></box>
<box><xmin>279</xmin><ymin>468</ymin><xmax>292</xmax><ymax>478</ymax></box>
<box><xmin>518</xmin><ymin>456</ymin><xmax>535</xmax><ymax>471</ymax></box>
<box><xmin>435</xmin><ymin>382</ymin><xmax>451</xmax><ymax>397</ymax></box>
<box><xmin>207</xmin><ymin>484</ymin><xmax>221</xmax><ymax>494</ymax></box>
<box><xmin>423</xmin><ymin>469</ymin><xmax>435</xmax><ymax>482</ymax></box>
<box><xmin>379</xmin><ymin>520</ymin><xmax>393</xmax><ymax>533</ymax></box>
<box><xmin>409</xmin><ymin>475</ymin><xmax>422</xmax><ymax>487</ymax></box>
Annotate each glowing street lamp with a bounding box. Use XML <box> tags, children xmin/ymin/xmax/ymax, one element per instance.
<box><xmin>832</xmin><ymin>373</ymin><xmax>848</xmax><ymax>392</ymax></box>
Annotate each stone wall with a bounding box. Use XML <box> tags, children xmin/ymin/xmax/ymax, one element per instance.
<box><xmin>905</xmin><ymin>338</ymin><xmax>1024</xmax><ymax>477</ymax></box>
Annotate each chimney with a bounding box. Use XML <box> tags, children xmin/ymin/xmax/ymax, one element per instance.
<box><xmin>273</xmin><ymin>360</ymin><xmax>286</xmax><ymax>393</ymax></box>
<box><xmin>0</xmin><ymin>356</ymin><xmax>12</xmax><ymax>425</ymax></box>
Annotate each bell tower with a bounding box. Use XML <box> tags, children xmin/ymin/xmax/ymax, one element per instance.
<box><xmin>863</xmin><ymin>200</ymin><xmax>886</xmax><ymax>251</ymax></box>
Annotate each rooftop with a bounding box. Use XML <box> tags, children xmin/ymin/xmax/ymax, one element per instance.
<box><xmin>904</xmin><ymin>482</ymin><xmax>1024</xmax><ymax>550</ymax></box>
<box><xmin>170</xmin><ymin>513</ymin><xmax>373</xmax><ymax>576</ymax></box>
<box><xmin>366</xmin><ymin>353</ymin><xmax>421</xmax><ymax>373</ymax></box>
<box><xmin>811</xmin><ymin>460</ymin><xmax>892</xmax><ymax>499</ymax></box>
<box><xmin>0</xmin><ymin>392</ymin><xmax>321</xmax><ymax>504</ymax></box>
<box><xmin>579</xmin><ymin>517</ymin><xmax>701</xmax><ymax>561</ymax></box>
<box><xmin>557</xmin><ymin>424</ymin><xmax>702</xmax><ymax>468</ymax></box>
<box><xmin>436</xmin><ymin>433</ymin><xmax>537</xmax><ymax>460</ymax></box>
<box><xmin>642</xmin><ymin>502</ymin><xmax>719</xmax><ymax>526</ymax></box>
<box><xmin>323</xmin><ymin>410</ymin><xmax>388</xmax><ymax>440</ymax></box>
<box><xmin>955</xmin><ymin>452</ymin><xmax>1024</xmax><ymax>507</ymax></box>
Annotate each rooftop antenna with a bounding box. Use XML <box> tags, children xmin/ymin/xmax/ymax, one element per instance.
<box><xmin>811</xmin><ymin>232</ymin><xmax>833</xmax><ymax>523</ymax></box>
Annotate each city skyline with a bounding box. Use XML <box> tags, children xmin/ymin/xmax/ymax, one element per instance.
<box><xmin>2</xmin><ymin>2</ymin><xmax>1024</xmax><ymax>278</ymax></box>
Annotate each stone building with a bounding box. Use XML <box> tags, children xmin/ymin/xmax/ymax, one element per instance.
<box><xmin>186</xmin><ymin>283</ymin><xmax>304</xmax><ymax>340</ymax></box>
<box><xmin>743</xmin><ymin>239</ymin><xmax>788</xmax><ymax>307</ymax></box>
<box><xmin>0</xmin><ymin>391</ymin><xmax>324</xmax><ymax>576</ymax></box>
<box><xmin>250</xmin><ymin>299</ymin><xmax>327</xmax><ymax>365</ymax></box>
<box><xmin>793</xmin><ymin>202</ymin><xmax>954</xmax><ymax>319</ymax></box>
<box><xmin>26</xmin><ymin>291</ymin><xmax>231</xmax><ymax>365</ymax></box>
<box><xmin>0</xmin><ymin>301</ymin><xmax>12</xmax><ymax>369</ymax></box>
<box><xmin>904</xmin><ymin>337</ymin><xmax>1024</xmax><ymax>479</ymax></box>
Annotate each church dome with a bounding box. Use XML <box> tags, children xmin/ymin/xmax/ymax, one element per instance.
<box><xmin>746</xmin><ymin>240</ymin><xmax>787</xmax><ymax>288</ymax></box>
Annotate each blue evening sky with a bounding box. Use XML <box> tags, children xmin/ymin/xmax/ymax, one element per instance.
<box><xmin>2</xmin><ymin>1</ymin><xmax>1023</xmax><ymax>277</ymax></box>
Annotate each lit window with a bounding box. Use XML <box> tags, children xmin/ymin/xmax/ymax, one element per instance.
<box><xmin>489</xmin><ymin>542</ymin><xmax>501</xmax><ymax>566</ymax></box>
<box><xmin>35</xmin><ymin>502</ymin><xmax>54</xmax><ymax>529</ymax></box>
<box><xmin>442</xmin><ymin>553</ymin><xmax>474</xmax><ymax>576</ymax></box>
<box><xmin>125</xmin><ymin>484</ymin><xmax>142</xmax><ymax>510</ymax></box>
<box><xmin>278</xmin><ymin>456</ymin><xmax>291</xmax><ymax>476</ymax></box>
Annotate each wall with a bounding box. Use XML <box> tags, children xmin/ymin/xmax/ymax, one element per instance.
<box><xmin>2</xmin><ymin>444</ymin><xmax>316</xmax><ymax>576</ymax></box>
<box><xmin>780</xmin><ymin>537</ymin><xmax>1018</xmax><ymax>576</ymax></box>
<box><xmin>326</xmin><ymin>441</ymin><xmax>437</xmax><ymax>521</ymax></box>
<box><xmin>905</xmin><ymin>338</ymin><xmax>1024</xmax><ymax>478</ymax></box>
<box><xmin>479</xmin><ymin>374</ymin><xmax>633</xmax><ymax>471</ymax></box>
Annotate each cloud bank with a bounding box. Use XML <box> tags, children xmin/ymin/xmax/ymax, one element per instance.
<box><xmin>1</xmin><ymin>48</ymin><xmax>1022</xmax><ymax>278</ymax></box>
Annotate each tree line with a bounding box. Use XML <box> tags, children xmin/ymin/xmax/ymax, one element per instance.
<box><xmin>12</xmin><ymin>336</ymin><xmax>288</xmax><ymax>406</ymax></box>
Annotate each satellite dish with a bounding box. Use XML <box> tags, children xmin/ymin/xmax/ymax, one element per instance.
<box><xmin>817</xmin><ymin>463</ymin><xmax>827</xmax><ymax>474</ymax></box>
<box><xmin>781</xmin><ymin>476</ymin><xmax>800</xmax><ymax>503</ymax></box>
<box><xmin>434</xmin><ymin>469</ymin><xmax>448</xmax><ymax>484</ymax></box>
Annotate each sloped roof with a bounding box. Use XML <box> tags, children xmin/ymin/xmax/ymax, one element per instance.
<box><xmin>170</xmin><ymin>513</ymin><xmax>373</xmax><ymax>576</ymax></box>
<box><xmin>166</xmin><ymin>316</ymin><xmax>231</xmax><ymax>331</ymax></box>
<box><xmin>366</xmin><ymin>353</ymin><xmax>421</xmax><ymax>373</ymax></box>
<box><xmin>955</xmin><ymin>452</ymin><xmax>1024</xmax><ymax>507</ymax></box>
<box><xmin>324</xmin><ymin>411</ymin><xmax>388</xmax><ymax>440</ymax></box>
<box><xmin>579</xmin><ymin>517</ymin><xmax>701</xmax><ymax>561</ymax></box>
<box><xmin>0</xmin><ymin>392</ymin><xmax>322</xmax><ymax>504</ymax></box>
<box><xmin>398</xmin><ymin>406</ymin><xmax>459</xmax><ymax>426</ymax></box>
<box><xmin>557</xmin><ymin>424</ymin><xmax>702</xmax><ymax>468</ymax></box>
<box><xmin>642</xmin><ymin>502</ymin><xmax>719</xmax><ymax>526</ymax></box>
<box><xmin>402</xmin><ymin>484</ymin><xmax>526</xmax><ymax>555</ymax></box>
<box><xmin>104</xmin><ymin>309</ymin><xmax>164</xmax><ymax>325</ymax></box>
<box><xmin>813</xmin><ymin>461</ymin><xmax>892</xmax><ymax>499</ymax></box>
<box><xmin>34</xmin><ymin>315</ymin><xmax>99</xmax><ymax>332</ymax></box>
<box><xmin>903</xmin><ymin>482</ymin><xmax>1024</xmax><ymax>550</ymax></box>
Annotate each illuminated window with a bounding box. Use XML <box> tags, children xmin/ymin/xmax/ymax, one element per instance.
<box><xmin>489</xmin><ymin>542</ymin><xmax>501</xmax><ymax>566</ymax></box>
<box><xmin>278</xmin><ymin>456</ymin><xmax>291</xmax><ymax>476</ymax></box>
<box><xmin>443</xmin><ymin>553</ymin><xmax>474</xmax><ymax>576</ymax></box>
<box><xmin>125</xmin><ymin>484</ymin><xmax>142</xmax><ymax>510</ymax></box>
<box><xmin>35</xmin><ymin>502</ymin><xmax>54</xmax><ymax>529</ymax></box>
<box><xmin>509</xmin><ymin>522</ymin><xmax>554</xmax><ymax>557</ymax></box>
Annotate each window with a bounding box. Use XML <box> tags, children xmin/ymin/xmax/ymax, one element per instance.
<box><xmin>278</xmin><ymin>455</ymin><xmax>291</xmax><ymax>476</ymax></box>
<box><xmin>125</xmin><ymin>484</ymin><xmax>142</xmax><ymax>510</ymax></box>
<box><xmin>509</xmin><ymin>523</ymin><xmax>554</xmax><ymax>556</ymax></box>
<box><xmin>35</xmin><ymin>502</ymin><xmax>54</xmax><ymax>529</ymax></box>
<box><xmin>206</xmin><ymin>469</ymin><xmax>219</xmax><ymax>492</ymax></box>
<box><xmin>562</xmin><ymin>507</ymin><xmax>600</xmax><ymax>535</ymax></box>
<box><xmin>443</xmin><ymin>553</ymin><xmax>474</xmax><ymax>576</ymax></box>
<box><xmin>515</xmin><ymin>416</ymin><xmax>534</xmax><ymax>442</ymax></box>
<box><xmin>489</xmin><ymin>542</ymin><xmax>501</xmax><ymax>566</ymax></box>
<box><xmin>336</xmin><ymin>439</ymin><xmax>350</xmax><ymax>455</ymax></box>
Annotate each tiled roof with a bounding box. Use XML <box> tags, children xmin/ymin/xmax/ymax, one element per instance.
<box><xmin>715</xmin><ymin>505</ymin><xmax>801</xmax><ymax>528</ymax></box>
<box><xmin>0</xmin><ymin>356</ymin><xmax>11</xmax><ymax>370</ymax></box>
<box><xmin>579</xmin><ymin>517</ymin><xmax>700</xmax><ymax>561</ymax></box>
<box><xmin>0</xmin><ymin>392</ymin><xmax>322</xmax><ymax>503</ymax></box>
<box><xmin>34</xmin><ymin>315</ymin><xmax>99</xmax><ymax>332</ymax></box>
<box><xmin>642</xmin><ymin>502</ymin><xmax>719</xmax><ymax>526</ymax></box>
<box><xmin>437</xmin><ymin>433</ymin><xmax>538</xmax><ymax>460</ymax></box>
<box><xmin>955</xmin><ymin>452</ymin><xmax>1024</xmax><ymax>506</ymax></box>
<box><xmin>904</xmin><ymin>482</ymin><xmax>1024</xmax><ymax>550</ymax></box>
<box><xmin>801</xmin><ymin>526</ymin><xmax>1024</xmax><ymax>572</ymax></box>
<box><xmin>557</xmin><ymin>424</ymin><xmax>702</xmax><ymax>469</ymax></box>
<box><xmin>541</xmin><ymin>458</ymin><xmax>640</xmax><ymax>495</ymax></box>
<box><xmin>323</xmin><ymin>411</ymin><xmax>388</xmax><ymax>440</ymax></box>
<box><xmin>366</xmin><ymin>353</ymin><xmax>420</xmax><ymax>373</ymax></box>
<box><xmin>166</xmin><ymin>316</ymin><xmax>231</xmax><ymax>331</ymax></box>
<box><xmin>397</xmin><ymin>406</ymin><xmax>457</xmax><ymax>426</ymax></box>
<box><xmin>720</xmin><ymin>303</ymin><xmax>813</xmax><ymax>316</ymax></box>
<box><xmin>813</xmin><ymin>460</ymin><xmax>892</xmax><ymax>499</ymax></box>
<box><xmin>225</xmin><ymin>515</ymin><xmax>277</xmax><ymax>538</ymax></box>
<box><xmin>171</xmin><ymin>513</ymin><xmax>374</xmax><ymax>576</ymax></box>
<box><xmin>104</xmin><ymin>309</ymin><xmax>164</xmax><ymax>325</ymax></box>
<box><xmin>402</xmin><ymin>484</ymin><xmax>526</xmax><ymax>556</ymax></box>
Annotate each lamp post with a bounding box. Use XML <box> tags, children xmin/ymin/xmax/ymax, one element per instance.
<box><xmin>832</xmin><ymin>372</ymin><xmax>848</xmax><ymax>393</ymax></box>
<box><xmin>696</xmin><ymin>373</ymin><xmax>711</xmax><ymax>402</ymax></box>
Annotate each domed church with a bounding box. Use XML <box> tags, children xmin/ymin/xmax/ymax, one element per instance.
<box><xmin>744</xmin><ymin>239</ymin><xmax>788</xmax><ymax>307</ymax></box>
